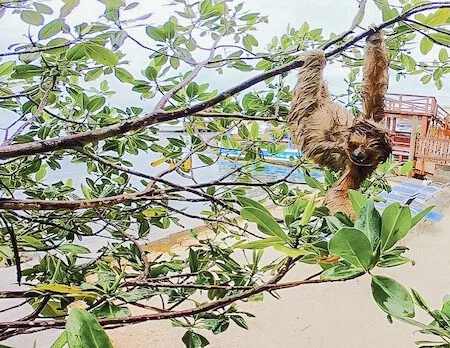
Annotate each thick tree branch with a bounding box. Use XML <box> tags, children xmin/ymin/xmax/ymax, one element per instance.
<box><xmin>0</xmin><ymin>54</ymin><xmax>305</xmax><ymax>160</ymax></box>
<box><xmin>0</xmin><ymin>269</ymin><xmax>330</xmax><ymax>329</ymax></box>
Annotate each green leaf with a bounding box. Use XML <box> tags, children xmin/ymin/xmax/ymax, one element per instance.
<box><xmin>371</xmin><ymin>275</ymin><xmax>415</xmax><ymax>318</ymax></box>
<box><xmin>300</xmin><ymin>194</ymin><xmax>316</xmax><ymax>225</ymax></box>
<box><xmin>77</xmin><ymin>93</ymin><xmax>89</xmax><ymax>111</ymax></box>
<box><xmin>84</xmin><ymin>68</ymin><xmax>103</xmax><ymax>82</ymax></box>
<box><xmin>320</xmin><ymin>263</ymin><xmax>365</xmax><ymax>281</ymax></box>
<box><xmin>186</xmin><ymin>82</ymin><xmax>199</xmax><ymax>98</ymax></box>
<box><xmin>91</xmin><ymin>302</ymin><xmax>131</xmax><ymax>319</ymax></box>
<box><xmin>325</xmin><ymin>216</ymin><xmax>346</xmax><ymax>233</ymax></box>
<box><xmin>250</xmin><ymin>121</ymin><xmax>259</xmax><ymax>140</ymax></box>
<box><xmin>328</xmin><ymin>228</ymin><xmax>373</xmax><ymax>270</ymax></box>
<box><xmin>58</xmin><ymin>244</ymin><xmax>90</xmax><ymax>255</ymax></box>
<box><xmin>381</xmin><ymin>203</ymin><xmax>412</xmax><ymax>252</ymax></box>
<box><xmin>232</xmin><ymin>61</ymin><xmax>253</xmax><ymax>72</ymax></box>
<box><xmin>238</xmin><ymin>197</ymin><xmax>287</xmax><ymax>241</ymax></box>
<box><xmin>198</xmin><ymin>154</ymin><xmax>213</xmax><ymax>165</ymax></box>
<box><xmin>237</xmin><ymin>196</ymin><xmax>271</xmax><ymax>216</ymax></box>
<box><xmin>163</xmin><ymin>20</ymin><xmax>175</xmax><ymax>40</ymax></box>
<box><xmin>230</xmin><ymin>315</ymin><xmax>248</xmax><ymax>330</ymax></box>
<box><xmin>114</xmin><ymin>67</ymin><xmax>133</xmax><ymax>83</ymax></box>
<box><xmin>145</xmin><ymin>66</ymin><xmax>157</xmax><ymax>80</ymax></box>
<box><xmin>381</xmin><ymin>5</ymin><xmax>398</xmax><ymax>21</ymax></box>
<box><xmin>411</xmin><ymin>288</ymin><xmax>431</xmax><ymax>313</ymax></box>
<box><xmin>35</xmin><ymin>165</ymin><xmax>47</xmax><ymax>181</ymax></box>
<box><xmin>348</xmin><ymin>189</ymin><xmax>367</xmax><ymax>214</ymax></box>
<box><xmin>66</xmin><ymin>308</ymin><xmax>113</xmax><ymax>348</ymax></box>
<box><xmin>243</xmin><ymin>34</ymin><xmax>258</xmax><ymax>51</ymax></box>
<box><xmin>420</xmin><ymin>37</ymin><xmax>433</xmax><ymax>55</ymax></box>
<box><xmin>60</xmin><ymin>0</ymin><xmax>80</xmax><ymax>17</ymax></box>
<box><xmin>146</xmin><ymin>26</ymin><xmax>166</xmax><ymax>42</ymax></box>
<box><xmin>84</xmin><ymin>43</ymin><xmax>118</xmax><ymax>67</ymax></box>
<box><xmin>273</xmin><ymin>244</ymin><xmax>311</xmax><ymax>257</ymax></box>
<box><xmin>411</xmin><ymin>205</ymin><xmax>435</xmax><ymax>228</ymax></box>
<box><xmin>439</xmin><ymin>48</ymin><xmax>449</xmax><ymax>63</ymax></box>
<box><xmin>430</xmin><ymin>33</ymin><xmax>450</xmax><ymax>46</ymax></box>
<box><xmin>236</xmin><ymin>237</ymin><xmax>284</xmax><ymax>250</ymax></box>
<box><xmin>170</xmin><ymin>57</ymin><xmax>180</xmax><ymax>69</ymax></box>
<box><xmin>255</xmin><ymin>60</ymin><xmax>271</xmax><ymax>70</ymax></box>
<box><xmin>87</xmin><ymin>96</ymin><xmax>106</xmax><ymax>112</ymax></box>
<box><xmin>0</xmin><ymin>245</ymin><xmax>13</xmax><ymax>260</ymax></box>
<box><xmin>241</xmin><ymin>207</ymin><xmax>288</xmax><ymax>241</ymax></box>
<box><xmin>167</xmin><ymin>137</ymin><xmax>185</xmax><ymax>147</ymax></box>
<box><xmin>182</xmin><ymin>330</ymin><xmax>209</xmax><ymax>348</ymax></box>
<box><xmin>199</xmin><ymin>0</ymin><xmax>213</xmax><ymax>17</ymax></box>
<box><xmin>421</xmin><ymin>8</ymin><xmax>450</xmax><ymax>26</ymax></box>
<box><xmin>304</xmin><ymin>172</ymin><xmax>324</xmax><ymax>192</ymax></box>
<box><xmin>21</xmin><ymin>236</ymin><xmax>45</xmax><ymax>249</ymax></box>
<box><xmin>0</xmin><ymin>62</ymin><xmax>15</xmax><ymax>76</ymax></box>
<box><xmin>400</xmin><ymin>54</ymin><xmax>416</xmax><ymax>71</ymax></box>
<box><xmin>39</xmin><ymin>19</ymin><xmax>64</xmax><ymax>40</ymax></box>
<box><xmin>354</xmin><ymin>200</ymin><xmax>381</xmax><ymax>249</ymax></box>
<box><xmin>442</xmin><ymin>300</ymin><xmax>450</xmax><ymax>319</ymax></box>
<box><xmin>399</xmin><ymin>161</ymin><xmax>414</xmax><ymax>176</ymax></box>
<box><xmin>116</xmin><ymin>288</ymin><xmax>155</xmax><ymax>303</ymax></box>
<box><xmin>81</xmin><ymin>184</ymin><xmax>91</xmax><ymax>199</ymax></box>
<box><xmin>377</xmin><ymin>254</ymin><xmax>412</xmax><ymax>268</ymax></box>
<box><xmin>188</xmin><ymin>248</ymin><xmax>199</xmax><ymax>272</ymax></box>
<box><xmin>21</xmin><ymin>10</ymin><xmax>44</xmax><ymax>26</ymax></box>
<box><xmin>66</xmin><ymin>44</ymin><xmax>86</xmax><ymax>61</ymax></box>
<box><xmin>421</xmin><ymin>74</ymin><xmax>432</xmax><ymax>84</ymax></box>
<box><xmin>34</xmin><ymin>3</ymin><xmax>54</xmax><ymax>14</ymax></box>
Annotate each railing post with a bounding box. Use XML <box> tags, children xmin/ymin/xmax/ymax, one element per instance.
<box><xmin>409</xmin><ymin>116</ymin><xmax>418</xmax><ymax>161</ymax></box>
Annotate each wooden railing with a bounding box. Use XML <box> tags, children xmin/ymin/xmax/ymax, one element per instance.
<box><xmin>385</xmin><ymin>93</ymin><xmax>436</xmax><ymax>116</ymax></box>
<box><xmin>415</xmin><ymin>136</ymin><xmax>450</xmax><ymax>162</ymax></box>
<box><xmin>385</xmin><ymin>93</ymin><xmax>450</xmax><ymax>126</ymax></box>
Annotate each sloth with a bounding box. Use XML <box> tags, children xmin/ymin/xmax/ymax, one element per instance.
<box><xmin>288</xmin><ymin>29</ymin><xmax>392</xmax><ymax>217</ymax></box>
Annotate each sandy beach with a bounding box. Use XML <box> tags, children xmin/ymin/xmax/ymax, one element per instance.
<box><xmin>108</xmin><ymin>202</ymin><xmax>450</xmax><ymax>348</ymax></box>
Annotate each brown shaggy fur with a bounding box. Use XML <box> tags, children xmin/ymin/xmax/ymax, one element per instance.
<box><xmin>363</xmin><ymin>30</ymin><xmax>390</xmax><ymax>122</ymax></box>
<box><xmin>288</xmin><ymin>30</ymin><xmax>392</xmax><ymax>217</ymax></box>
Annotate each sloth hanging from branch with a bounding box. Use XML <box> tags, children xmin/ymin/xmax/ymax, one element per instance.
<box><xmin>288</xmin><ymin>28</ymin><xmax>392</xmax><ymax>217</ymax></box>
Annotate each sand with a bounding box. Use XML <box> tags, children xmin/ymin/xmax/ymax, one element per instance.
<box><xmin>108</xmin><ymin>204</ymin><xmax>450</xmax><ymax>348</ymax></box>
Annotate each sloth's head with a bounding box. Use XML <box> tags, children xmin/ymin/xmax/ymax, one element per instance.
<box><xmin>345</xmin><ymin>121</ymin><xmax>392</xmax><ymax>167</ymax></box>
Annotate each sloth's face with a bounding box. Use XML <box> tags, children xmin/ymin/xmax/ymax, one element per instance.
<box><xmin>346</xmin><ymin>122</ymin><xmax>392</xmax><ymax>167</ymax></box>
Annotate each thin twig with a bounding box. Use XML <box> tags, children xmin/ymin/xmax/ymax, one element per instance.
<box><xmin>0</xmin><ymin>214</ymin><xmax>21</xmax><ymax>285</ymax></box>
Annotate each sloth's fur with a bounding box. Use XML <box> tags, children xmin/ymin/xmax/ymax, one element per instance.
<box><xmin>288</xmin><ymin>30</ymin><xmax>392</xmax><ymax>217</ymax></box>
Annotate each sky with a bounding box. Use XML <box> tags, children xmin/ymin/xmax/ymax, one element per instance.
<box><xmin>0</xmin><ymin>0</ymin><xmax>449</xmax><ymax>115</ymax></box>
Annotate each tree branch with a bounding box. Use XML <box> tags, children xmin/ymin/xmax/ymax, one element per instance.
<box><xmin>0</xmin><ymin>40</ymin><xmax>79</xmax><ymax>58</ymax></box>
<box><xmin>0</xmin><ymin>269</ymin><xmax>331</xmax><ymax>329</ymax></box>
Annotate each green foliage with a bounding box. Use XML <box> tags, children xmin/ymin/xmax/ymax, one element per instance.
<box><xmin>65</xmin><ymin>308</ymin><xmax>114</xmax><ymax>348</ymax></box>
<box><xmin>371</xmin><ymin>275</ymin><xmax>415</xmax><ymax>318</ymax></box>
<box><xmin>329</xmin><ymin>228</ymin><xmax>373</xmax><ymax>270</ymax></box>
<box><xmin>0</xmin><ymin>1</ymin><xmax>446</xmax><ymax>347</ymax></box>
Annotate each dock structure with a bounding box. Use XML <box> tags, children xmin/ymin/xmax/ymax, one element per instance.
<box><xmin>385</xmin><ymin>93</ymin><xmax>450</xmax><ymax>176</ymax></box>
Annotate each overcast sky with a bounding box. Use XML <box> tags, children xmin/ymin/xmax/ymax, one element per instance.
<box><xmin>1</xmin><ymin>0</ymin><xmax>449</xmax><ymax>111</ymax></box>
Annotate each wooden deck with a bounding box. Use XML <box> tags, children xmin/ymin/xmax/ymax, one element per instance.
<box><xmin>384</xmin><ymin>94</ymin><xmax>450</xmax><ymax>176</ymax></box>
